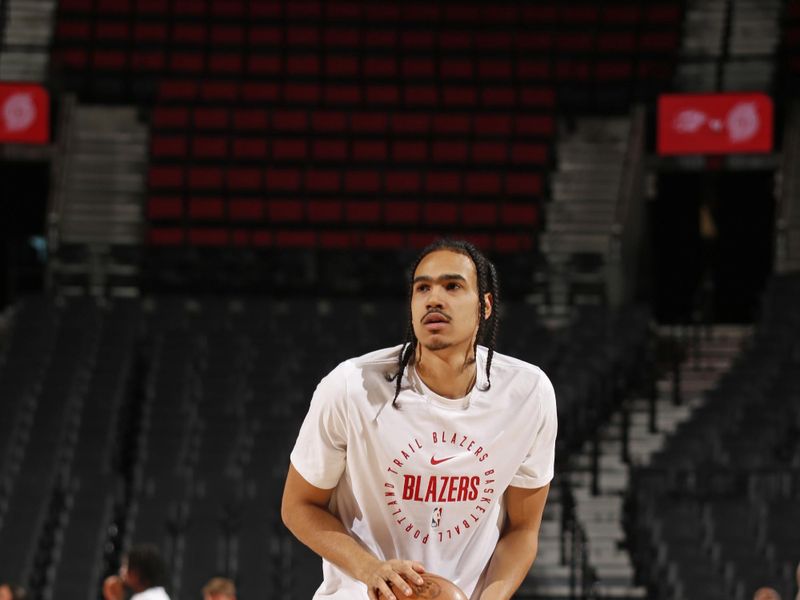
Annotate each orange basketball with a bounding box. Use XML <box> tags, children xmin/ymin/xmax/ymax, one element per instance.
<box><xmin>389</xmin><ymin>573</ymin><xmax>468</xmax><ymax>600</ymax></box>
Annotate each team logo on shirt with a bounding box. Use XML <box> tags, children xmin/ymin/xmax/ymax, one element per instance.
<box><xmin>383</xmin><ymin>430</ymin><xmax>498</xmax><ymax>545</ymax></box>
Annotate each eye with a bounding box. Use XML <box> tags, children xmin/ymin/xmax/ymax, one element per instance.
<box><xmin>415</xmin><ymin>283</ymin><xmax>430</xmax><ymax>293</ymax></box>
<box><xmin>446</xmin><ymin>282</ymin><xmax>461</xmax><ymax>291</ymax></box>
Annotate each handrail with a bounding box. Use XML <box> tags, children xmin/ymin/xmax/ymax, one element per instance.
<box><xmin>776</xmin><ymin>100</ymin><xmax>800</xmax><ymax>272</ymax></box>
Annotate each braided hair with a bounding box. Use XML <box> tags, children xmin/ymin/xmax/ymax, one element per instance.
<box><xmin>387</xmin><ymin>239</ymin><xmax>500</xmax><ymax>407</ymax></box>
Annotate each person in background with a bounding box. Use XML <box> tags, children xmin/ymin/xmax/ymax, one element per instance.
<box><xmin>0</xmin><ymin>582</ymin><xmax>27</xmax><ymax>600</ymax></box>
<box><xmin>103</xmin><ymin>544</ymin><xmax>171</xmax><ymax>600</ymax></box>
<box><xmin>202</xmin><ymin>577</ymin><xmax>236</xmax><ymax>600</ymax></box>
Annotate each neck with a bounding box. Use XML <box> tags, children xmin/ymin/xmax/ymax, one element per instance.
<box><xmin>415</xmin><ymin>344</ymin><xmax>478</xmax><ymax>399</ymax></box>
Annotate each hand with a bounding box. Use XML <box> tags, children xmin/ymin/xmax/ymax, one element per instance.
<box><xmin>102</xmin><ymin>575</ymin><xmax>124</xmax><ymax>600</ymax></box>
<box><xmin>360</xmin><ymin>558</ymin><xmax>425</xmax><ymax>600</ymax></box>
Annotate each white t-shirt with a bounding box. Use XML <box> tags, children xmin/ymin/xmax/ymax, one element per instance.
<box><xmin>290</xmin><ymin>345</ymin><xmax>557</xmax><ymax>600</ymax></box>
<box><xmin>131</xmin><ymin>587</ymin><xmax>170</xmax><ymax>600</ymax></box>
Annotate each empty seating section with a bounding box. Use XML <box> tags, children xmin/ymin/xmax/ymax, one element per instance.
<box><xmin>51</xmin><ymin>1</ymin><xmax>683</xmax><ymax>252</ymax></box>
<box><xmin>629</xmin><ymin>274</ymin><xmax>800</xmax><ymax>600</ymax></box>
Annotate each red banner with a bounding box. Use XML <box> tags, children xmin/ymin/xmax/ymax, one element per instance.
<box><xmin>658</xmin><ymin>93</ymin><xmax>773</xmax><ymax>155</ymax></box>
<box><xmin>0</xmin><ymin>83</ymin><xmax>50</xmax><ymax>144</ymax></box>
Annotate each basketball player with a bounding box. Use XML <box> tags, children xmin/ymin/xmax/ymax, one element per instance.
<box><xmin>102</xmin><ymin>544</ymin><xmax>171</xmax><ymax>600</ymax></box>
<box><xmin>282</xmin><ymin>240</ymin><xmax>557</xmax><ymax>600</ymax></box>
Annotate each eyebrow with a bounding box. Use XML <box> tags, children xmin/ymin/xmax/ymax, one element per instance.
<box><xmin>412</xmin><ymin>273</ymin><xmax>468</xmax><ymax>284</ymax></box>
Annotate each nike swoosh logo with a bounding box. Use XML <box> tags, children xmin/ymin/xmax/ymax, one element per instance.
<box><xmin>430</xmin><ymin>455</ymin><xmax>456</xmax><ymax>466</ymax></box>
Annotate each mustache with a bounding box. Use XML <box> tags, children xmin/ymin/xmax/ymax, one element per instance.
<box><xmin>421</xmin><ymin>309</ymin><xmax>452</xmax><ymax>323</ymax></box>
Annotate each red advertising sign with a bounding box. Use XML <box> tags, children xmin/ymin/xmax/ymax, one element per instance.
<box><xmin>0</xmin><ymin>83</ymin><xmax>50</xmax><ymax>144</ymax></box>
<box><xmin>658</xmin><ymin>93</ymin><xmax>773</xmax><ymax>155</ymax></box>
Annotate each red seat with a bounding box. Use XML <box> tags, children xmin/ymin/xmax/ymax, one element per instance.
<box><xmin>307</xmin><ymin>200</ymin><xmax>343</xmax><ymax>222</ymax></box>
<box><xmin>424</xmin><ymin>203</ymin><xmax>459</xmax><ymax>225</ymax></box>
<box><xmin>364</xmin><ymin>30</ymin><xmax>398</xmax><ymax>48</ymax></box>
<box><xmin>232</xmin><ymin>108</ymin><xmax>268</xmax><ymax>131</ymax></box>
<box><xmin>439</xmin><ymin>31</ymin><xmax>471</xmax><ymax>50</ymax></box>
<box><xmin>189</xmin><ymin>197</ymin><xmax>225</xmax><ymax>220</ymax></box>
<box><xmin>402</xmin><ymin>58</ymin><xmax>435</xmax><ymax>78</ymax></box>
<box><xmin>229</xmin><ymin>198</ymin><xmax>264</xmax><ymax>221</ymax></box>
<box><xmin>462</xmin><ymin>234</ymin><xmax>492</xmax><ymax>250</ymax></box>
<box><xmin>520</xmin><ymin>87</ymin><xmax>556</xmax><ymax>107</ymax></box>
<box><xmin>133</xmin><ymin>22</ymin><xmax>167</xmax><ymax>42</ymax></box>
<box><xmin>268</xmin><ymin>199</ymin><xmax>304</xmax><ymax>222</ymax></box>
<box><xmin>148</xmin><ymin>166</ymin><xmax>184</xmax><ymax>189</ymax></box>
<box><xmin>366</xmin><ymin>85</ymin><xmax>400</xmax><ymax>105</ymax></box>
<box><xmin>517</xmin><ymin>59</ymin><xmax>551</xmax><ymax>81</ymax></box>
<box><xmin>173</xmin><ymin>0</ymin><xmax>206</xmax><ymax>17</ymax></box>
<box><xmin>227</xmin><ymin>168</ymin><xmax>262</xmax><ymax>191</ymax></box>
<box><xmin>520</xmin><ymin>5</ymin><xmax>557</xmax><ymax>24</ymax></box>
<box><xmin>286</xmin><ymin>26</ymin><xmax>320</xmax><ymax>47</ymax></box>
<box><xmin>249</xmin><ymin>1</ymin><xmax>282</xmax><ymax>18</ymax></box>
<box><xmin>193</xmin><ymin>108</ymin><xmax>229</xmax><ymax>130</ymax></box>
<box><xmin>209</xmin><ymin>53</ymin><xmax>244</xmax><ymax>74</ymax></box>
<box><xmin>200</xmin><ymin>81</ymin><xmax>238</xmax><ymax>102</ymax></box>
<box><xmin>506</xmin><ymin>173</ymin><xmax>543</xmax><ymax>196</ymax></box>
<box><xmin>323</xmin><ymin>28</ymin><xmax>360</xmax><ymax>48</ymax></box>
<box><xmin>409</xmin><ymin>233</ymin><xmax>438</xmax><ymax>248</ymax></box>
<box><xmin>169</xmin><ymin>52</ymin><xmax>204</xmax><ymax>73</ymax></box>
<box><xmin>311</xmin><ymin>110</ymin><xmax>347</xmax><ymax>132</ymax></box>
<box><xmin>305</xmin><ymin>170</ymin><xmax>341</xmax><ymax>193</ymax></box>
<box><xmin>639</xmin><ymin>32</ymin><xmax>680</xmax><ymax>52</ymax></box>
<box><xmin>131</xmin><ymin>50</ymin><xmax>165</xmax><ymax>72</ymax></box>
<box><xmin>287</xmin><ymin>54</ymin><xmax>320</xmax><ymax>75</ymax></box>
<box><xmin>233</xmin><ymin>139</ymin><xmax>268</xmax><ymax>160</ymax></box>
<box><xmin>474</xmin><ymin>114</ymin><xmax>512</xmax><ymax>136</ymax></box>
<box><xmin>386</xmin><ymin>171</ymin><xmax>421</xmax><ymax>194</ymax></box>
<box><xmin>391</xmin><ymin>113</ymin><xmax>430</xmax><ymax>134</ymax></box>
<box><xmin>272</xmin><ymin>110</ymin><xmax>308</xmax><ymax>132</ymax></box>
<box><xmin>646</xmin><ymin>4</ymin><xmax>681</xmax><ymax>24</ymax></box>
<box><xmin>345</xmin><ymin>201</ymin><xmax>381</xmax><ymax>223</ymax></box>
<box><xmin>440</xmin><ymin>59</ymin><xmax>473</xmax><ymax>80</ymax></box>
<box><xmin>432</xmin><ymin>114</ymin><xmax>470</xmax><ymax>134</ymax></box>
<box><xmin>275</xmin><ymin>231</ymin><xmax>317</xmax><ymax>248</ymax></box>
<box><xmin>135</xmin><ymin>0</ymin><xmax>167</xmax><ymax>14</ymax></box>
<box><xmin>325</xmin><ymin>55</ymin><xmax>359</xmax><ymax>76</ymax></box>
<box><xmin>445</xmin><ymin>5</ymin><xmax>480</xmax><ymax>22</ymax></box>
<box><xmin>251</xmin><ymin>230</ymin><xmax>272</xmax><ymax>246</ymax></box>
<box><xmin>211</xmin><ymin>0</ymin><xmax>245</xmax><ymax>18</ymax></box>
<box><xmin>313</xmin><ymin>139</ymin><xmax>348</xmax><ymax>161</ymax></box>
<box><xmin>241</xmin><ymin>82</ymin><xmax>279</xmax><ymax>102</ymax></box>
<box><xmin>597</xmin><ymin>33</ymin><xmax>637</xmax><ymax>52</ymax></box>
<box><xmin>149</xmin><ymin>227</ymin><xmax>184</xmax><ymax>245</ymax></box>
<box><xmin>248</xmin><ymin>26</ymin><xmax>281</xmax><ymax>47</ymax></box>
<box><xmin>286</xmin><ymin>1</ymin><xmax>322</xmax><ymax>19</ymax></box>
<box><xmin>353</xmin><ymin>140</ymin><xmax>388</xmax><ymax>161</ymax></box>
<box><xmin>266</xmin><ymin>168</ymin><xmax>302</xmax><ymax>192</ymax></box>
<box><xmin>403</xmin><ymin>3</ymin><xmax>439</xmax><ymax>21</ymax></box>
<box><xmin>173</xmin><ymin>24</ymin><xmax>206</xmax><ymax>45</ymax></box>
<box><xmin>95</xmin><ymin>21</ymin><xmax>129</xmax><ymax>41</ymax></box>
<box><xmin>364</xmin><ymin>4</ymin><xmax>400</xmax><ymax>21</ymax></box>
<box><xmin>472</xmin><ymin>142</ymin><xmax>507</xmax><ymax>163</ymax></box>
<box><xmin>189</xmin><ymin>228</ymin><xmax>229</xmax><ymax>246</ymax></box>
<box><xmin>153</xmin><ymin>107</ymin><xmax>190</xmax><ymax>129</ymax></box>
<box><xmin>425</xmin><ymin>172</ymin><xmax>462</xmax><ymax>194</ymax></box>
<box><xmin>432</xmin><ymin>141</ymin><xmax>468</xmax><ymax>163</ymax></box>
<box><xmin>385</xmin><ymin>201</ymin><xmax>421</xmax><ymax>224</ymax></box>
<box><xmin>474</xmin><ymin>32</ymin><xmax>511</xmax><ymax>50</ymax></box>
<box><xmin>324</xmin><ymin>84</ymin><xmax>362</xmax><ymax>104</ymax></box>
<box><xmin>272</xmin><ymin>139</ymin><xmax>308</xmax><ymax>160</ymax></box>
<box><xmin>482</xmin><ymin>87</ymin><xmax>516</xmax><ymax>107</ymax></box>
<box><xmin>325</xmin><ymin>2</ymin><xmax>360</xmax><ymax>19</ymax></box>
<box><xmin>97</xmin><ymin>0</ymin><xmax>131</xmax><ymax>13</ymax></box>
<box><xmin>501</xmin><ymin>203</ymin><xmax>538</xmax><ymax>227</ymax></box>
<box><xmin>231</xmin><ymin>229</ymin><xmax>249</xmax><ymax>246</ymax></box>
<box><xmin>159</xmin><ymin>81</ymin><xmax>198</xmax><ymax>101</ymax></box>
<box><xmin>351</xmin><ymin>112</ymin><xmax>388</xmax><ymax>132</ymax></box>
<box><xmin>402</xmin><ymin>30</ymin><xmax>435</xmax><ymax>49</ymax></box>
<box><xmin>515</xmin><ymin>115</ymin><xmax>555</xmax><ymax>137</ymax></box>
<box><xmin>151</xmin><ymin>135</ymin><xmax>187</xmax><ymax>158</ymax></box>
<box><xmin>147</xmin><ymin>196</ymin><xmax>183</xmax><ymax>219</ymax></box>
<box><xmin>511</xmin><ymin>142</ymin><xmax>548</xmax><ymax>165</ymax></box>
<box><xmin>442</xmin><ymin>86</ymin><xmax>477</xmax><ymax>107</ymax></box>
<box><xmin>405</xmin><ymin>85</ymin><xmax>438</xmax><ymax>106</ymax></box>
<box><xmin>557</xmin><ymin>32</ymin><xmax>594</xmax><ymax>52</ymax></box>
<box><xmin>392</xmin><ymin>141</ymin><xmax>427</xmax><ymax>162</ymax></box>
<box><xmin>364</xmin><ymin>57</ymin><xmax>396</xmax><ymax>77</ymax></box>
<box><xmin>284</xmin><ymin>83</ymin><xmax>321</xmax><ymax>103</ymax></box>
<box><xmin>344</xmin><ymin>170</ymin><xmax>381</xmax><ymax>193</ymax></box>
<box><xmin>246</xmin><ymin>54</ymin><xmax>281</xmax><ymax>76</ymax></box>
<box><xmin>210</xmin><ymin>25</ymin><xmax>244</xmax><ymax>46</ymax></box>
<box><xmin>603</xmin><ymin>5</ymin><xmax>641</xmax><ymax>24</ymax></box>
<box><xmin>319</xmin><ymin>232</ymin><xmax>356</xmax><ymax>249</ymax></box>
<box><xmin>478</xmin><ymin>59</ymin><xmax>512</xmax><ymax>80</ymax></box>
<box><xmin>465</xmin><ymin>172</ymin><xmax>502</xmax><ymax>196</ymax></box>
<box><xmin>364</xmin><ymin>232</ymin><xmax>405</xmax><ymax>249</ymax></box>
<box><xmin>188</xmin><ymin>167</ymin><xmax>224</xmax><ymax>189</ymax></box>
<box><xmin>516</xmin><ymin>31</ymin><xmax>553</xmax><ymax>51</ymax></box>
<box><xmin>595</xmin><ymin>61</ymin><xmax>633</xmax><ymax>80</ymax></box>
<box><xmin>481</xmin><ymin>5</ymin><xmax>518</xmax><ymax>23</ymax></box>
<box><xmin>495</xmin><ymin>234</ymin><xmax>534</xmax><ymax>253</ymax></box>
<box><xmin>55</xmin><ymin>49</ymin><xmax>88</xmax><ymax>69</ymax></box>
<box><xmin>92</xmin><ymin>50</ymin><xmax>127</xmax><ymax>70</ymax></box>
<box><xmin>563</xmin><ymin>5</ymin><xmax>599</xmax><ymax>23</ymax></box>
<box><xmin>59</xmin><ymin>0</ymin><xmax>93</xmax><ymax>10</ymax></box>
<box><xmin>462</xmin><ymin>203</ymin><xmax>497</xmax><ymax>226</ymax></box>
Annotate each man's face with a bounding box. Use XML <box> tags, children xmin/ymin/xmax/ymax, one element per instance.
<box><xmin>0</xmin><ymin>585</ymin><xmax>12</xmax><ymax>600</ymax></box>
<box><xmin>410</xmin><ymin>250</ymin><xmax>491</xmax><ymax>353</ymax></box>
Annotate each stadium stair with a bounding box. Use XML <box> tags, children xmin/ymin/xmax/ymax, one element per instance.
<box><xmin>0</xmin><ymin>0</ymin><xmax>56</xmax><ymax>81</ymax></box>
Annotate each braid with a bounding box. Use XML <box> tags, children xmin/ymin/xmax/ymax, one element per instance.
<box><xmin>387</xmin><ymin>238</ymin><xmax>501</xmax><ymax>406</ymax></box>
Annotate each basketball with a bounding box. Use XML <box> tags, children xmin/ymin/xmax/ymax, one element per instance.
<box><xmin>389</xmin><ymin>573</ymin><xmax>468</xmax><ymax>600</ymax></box>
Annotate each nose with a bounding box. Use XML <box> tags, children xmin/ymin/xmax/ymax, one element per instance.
<box><xmin>426</xmin><ymin>286</ymin><xmax>445</xmax><ymax>309</ymax></box>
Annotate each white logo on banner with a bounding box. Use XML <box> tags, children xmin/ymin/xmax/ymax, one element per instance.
<box><xmin>672</xmin><ymin>109</ymin><xmax>707</xmax><ymax>133</ymax></box>
<box><xmin>2</xmin><ymin>92</ymin><xmax>37</xmax><ymax>132</ymax></box>
<box><xmin>727</xmin><ymin>102</ymin><xmax>759</xmax><ymax>143</ymax></box>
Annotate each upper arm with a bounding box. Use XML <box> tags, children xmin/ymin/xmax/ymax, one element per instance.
<box><xmin>281</xmin><ymin>463</ymin><xmax>335</xmax><ymax>523</ymax></box>
<box><xmin>504</xmin><ymin>483</ymin><xmax>550</xmax><ymax>533</ymax></box>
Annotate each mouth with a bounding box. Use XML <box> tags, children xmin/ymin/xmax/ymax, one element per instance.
<box><xmin>422</xmin><ymin>312</ymin><xmax>450</xmax><ymax>331</ymax></box>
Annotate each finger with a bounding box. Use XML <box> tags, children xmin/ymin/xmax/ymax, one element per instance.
<box><xmin>402</xmin><ymin>564</ymin><xmax>425</xmax><ymax>585</ymax></box>
<box><xmin>376</xmin><ymin>579</ymin><xmax>397</xmax><ymax>600</ymax></box>
<box><xmin>410</xmin><ymin>561</ymin><xmax>426</xmax><ymax>574</ymax></box>
<box><xmin>388</xmin><ymin>571</ymin><xmax>413</xmax><ymax>597</ymax></box>
<box><xmin>368</xmin><ymin>586</ymin><xmax>378</xmax><ymax>600</ymax></box>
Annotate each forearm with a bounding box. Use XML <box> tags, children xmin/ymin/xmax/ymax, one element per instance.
<box><xmin>479</xmin><ymin>528</ymin><xmax>539</xmax><ymax>600</ymax></box>
<box><xmin>283</xmin><ymin>501</ymin><xmax>380</xmax><ymax>583</ymax></box>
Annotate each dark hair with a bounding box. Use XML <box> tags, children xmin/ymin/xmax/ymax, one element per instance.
<box><xmin>0</xmin><ymin>583</ymin><xmax>27</xmax><ymax>600</ymax></box>
<box><xmin>388</xmin><ymin>239</ymin><xmax>500</xmax><ymax>407</ymax></box>
<box><xmin>126</xmin><ymin>544</ymin><xmax>168</xmax><ymax>589</ymax></box>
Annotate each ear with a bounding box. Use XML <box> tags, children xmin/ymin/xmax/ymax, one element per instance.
<box><xmin>483</xmin><ymin>292</ymin><xmax>493</xmax><ymax>320</ymax></box>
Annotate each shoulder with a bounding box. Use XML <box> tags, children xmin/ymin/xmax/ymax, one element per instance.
<box><xmin>319</xmin><ymin>345</ymin><xmax>405</xmax><ymax>389</ymax></box>
<box><xmin>482</xmin><ymin>347</ymin><xmax>556</xmax><ymax>403</ymax></box>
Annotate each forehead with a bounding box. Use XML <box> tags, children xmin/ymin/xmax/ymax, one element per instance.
<box><xmin>414</xmin><ymin>249</ymin><xmax>477</xmax><ymax>282</ymax></box>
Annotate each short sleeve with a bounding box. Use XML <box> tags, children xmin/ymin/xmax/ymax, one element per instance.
<box><xmin>289</xmin><ymin>363</ymin><xmax>349</xmax><ymax>489</ymax></box>
<box><xmin>510</xmin><ymin>372</ymin><xmax>557</xmax><ymax>489</ymax></box>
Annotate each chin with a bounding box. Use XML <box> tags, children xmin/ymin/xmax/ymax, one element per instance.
<box><xmin>422</xmin><ymin>339</ymin><xmax>452</xmax><ymax>351</ymax></box>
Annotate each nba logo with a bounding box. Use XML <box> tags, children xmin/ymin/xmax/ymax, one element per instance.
<box><xmin>431</xmin><ymin>507</ymin><xmax>443</xmax><ymax>528</ymax></box>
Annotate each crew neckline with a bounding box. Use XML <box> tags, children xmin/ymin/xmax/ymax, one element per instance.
<box><xmin>412</xmin><ymin>364</ymin><xmax>473</xmax><ymax>410</ymax></box>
